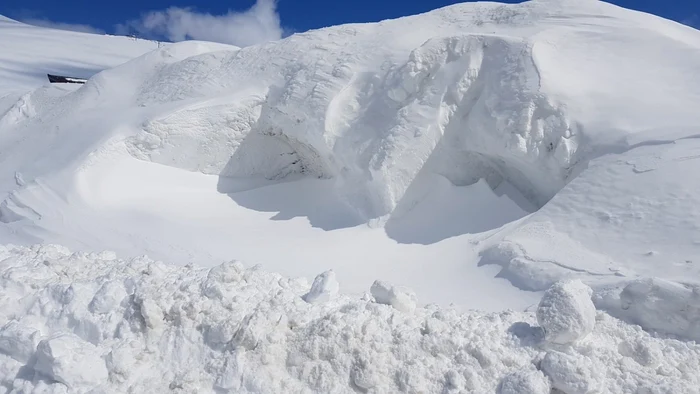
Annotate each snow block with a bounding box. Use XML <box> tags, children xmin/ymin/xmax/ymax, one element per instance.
<box><xmin>89</xmin><ymin>280</ymin><xmax>126</xmax><ymax>314</ymax></box>
<box><xmin>34</xmin><ymin>333</ymin><xmax>108</xmax><ymax>388</ymax></box>
<box><xmin>537</xmin><ymin>280</ymin><xmax>595</xmax><ymax>344</ymax></box>
<box><xmin>303</xmin><ymin>270</ymin><xmax>339</xmax><ymax>303</ymax></box>
<box><xmin>202</xmin><ymin>260</ymin><xmax>246</xmax><ymax>299</ymax></box>
<box><xmin>370</xmin><ymin>280</ymin><xmax>417</xmax><ymax>313</ymax></box>
<box><xmin>370</xmin><ymin>280</ymin><xmax>392</xmax><ymax>305</ymax></box>
<box><xmin>540</xmin><ymin>351</ymin><xmax>601</xmax><ymax>394</ymax></box>
<box><xmin>0</xmin><ymin>321</ymin><xmax>40</xmax><ymax>363</ymax></box>
<box><xmin>497</xmin><ymin>369</ymin><xmax>551</xmax><ymax>394</ymax></box>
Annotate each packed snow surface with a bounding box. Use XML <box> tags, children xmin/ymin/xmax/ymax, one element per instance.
<box><xmin>1</xmin><ymin>244</ymin><xmax>700</xmax><ymax>393</ymax></box>
<box><xmin>2</xmin><ymin>0</ymin><xmax>700</xmax><ymax>391</ymax></box>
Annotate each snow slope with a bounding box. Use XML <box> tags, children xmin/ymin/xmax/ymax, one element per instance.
<box><xmin>0</xmin><ymin>0</ymin><xmax>699</xmax><ymax>325</ymax></box>
<box><xmin>0</xmin><ymin>16</ymin><xmax>158</xmax><ymax>95</ymax></box>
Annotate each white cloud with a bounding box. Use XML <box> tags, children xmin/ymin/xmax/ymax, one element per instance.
<box><xmin>20</xmin><ymin>18</ymin><xmax>105</xmax><ymax>34</ymax></box>
<box><xmin>115</xmin><ymin>0</ymin><xmax>282</xmax><ymax>47</ymax></box>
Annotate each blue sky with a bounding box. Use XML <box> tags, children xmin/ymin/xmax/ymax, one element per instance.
<box><xmin>1</xmin><ymin>0</ymin><xmax>698</xmax><ymax>46</ymax></box>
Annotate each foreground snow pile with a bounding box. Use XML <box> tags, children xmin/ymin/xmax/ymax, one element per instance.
<box><xmin>1</xmin><ymin>245</ymin><xmax>699</xmax><ymax>393</ymax></box>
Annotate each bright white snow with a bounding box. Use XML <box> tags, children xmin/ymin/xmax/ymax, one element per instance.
<box><xmin>1</xmin><ymin>244</ymin><xmax>699</xmax><ymax>393</ymax></box>
<box><xmin>536</xmin><ymin>280</ymin><xmax>596</xmax><ymax>345</ymax></box>
<box><xmin>0</xmin><ymin>15</ymin><xmax>159</xmax><ymax>96</ymax></box>
<box><xmin>1</xmin><ymin>0</ymin><xmax>699</xmax><ymax>311</ymax></box>
<box><xmin>2</xmin><ymin>0</ymin><xmax>700</xmax><ymax>392</ymax></box>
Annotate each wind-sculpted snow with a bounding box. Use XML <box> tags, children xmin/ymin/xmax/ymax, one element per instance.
<box><xmin>118</xmin><ymin>34</ymin><xmax>576</xmax><ymax>219</ymax></box>
<box><xmin>0</xmin><ymin>15</ymin><xmax>159</xmax><ymax>95</ymax></box>
<box><xmin>1</xmin><ymin>2</ymin><xmax>597</xmax><ymax>220</ymax></box>
<box><xmin>2</xmin><ymin>244</ymin><xmax>700</xmax><ymax>393</ymax></box>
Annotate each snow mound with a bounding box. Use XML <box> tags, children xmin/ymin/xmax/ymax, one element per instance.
<box><xmin>0</xmin><ymin>15</ymin><xmax>159</xmax><ymax>95</ymax></box>
<box><xmin>2</xmin><ymin>244</ymin><xmax>700</xmax><ymax>393</ymax></box>
<box><xmin>595</xmin><ymin>278</ymin><xmax>700</xmax><ymax>342</ymax></box>
<box><xmin>536</xmin><ymin>280</ymin><xmax>596</xmax><ymax>344</ymax></box>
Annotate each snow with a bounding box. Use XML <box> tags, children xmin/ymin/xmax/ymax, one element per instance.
<box><xmin>370</xmin><ymin>280</ymin><xmax>418</xmax><ymax>313</ymax></box>
<box><xmin>0</xmin><ymin>16</ymin><xmax>159</xmax><ymax>96</ymax></box>
<box><xmin>540</xmin><ymin>350</ymin><xmax>602</xmax><ymax>394</ymax></box>
<box><xmin>2</xmin><ymin>0</ymin><xmax>698</xmax><ymax>311</ymax></box>
<box><xmin>496</xmin><ymin>370</ymin><xmax>551</xmax><ymax>394</ymax></box>
<box><xmin>536</xmin><ymin>280</ymin><xmax>596</xmax><ymax>344</ymax></box>
<box><xmin>1</xmin><ymin>244</ymin><xmax>700</xmax><ymax>393</ymax></box>
<box><xmin>0</xmin><ymin>321</ymin><xmax>39</xmax><ymax>363</ymax></box>
<box><xmin>302</xmin><ymin>270</ymin><xmax>339</xmax><ymax>303</ymax></box>
<box><xmin>34</xmin><ymin>333</ymin><xmax>110</xmax><ymax>389</ymax></box>
<box><xmin>2</xmin><ymin>0</ymin><xmax>700</xmax><ymax>391</ymax></box>
<box><xmin>595</xmin><ymin>278</ymin><xmax>700</xmax><ymax>342</ymax></box>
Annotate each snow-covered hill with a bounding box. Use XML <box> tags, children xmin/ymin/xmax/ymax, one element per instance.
<box><xmin>2</xmin><ymin>1</ymin><xmax>700</xmax><ymax>392</ymax></box>
<box><xmin>2</xmin><ymin>0</ymin><xmax>700</xmax><ymax>306</ymax></box>
<box><xmin>0</xmin><ymin>16</ymin><xmax>158</xmax><ymax>99</ymax></box>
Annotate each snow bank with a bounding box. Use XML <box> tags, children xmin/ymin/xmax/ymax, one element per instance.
<box><xmin>595</xmin><ymin>278</ymin><xmax>700</xmax><ymax>342</ymax></box>
<box><xmin>1</xmin><ymin>244</ymin><xmax>700</xmax><ymax>393</ymax></box>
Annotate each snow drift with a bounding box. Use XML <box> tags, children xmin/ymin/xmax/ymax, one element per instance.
<box><xmin>0</xmin><ymin>15</ymin><xmax>158</xmax><ymax>97</ymax></box>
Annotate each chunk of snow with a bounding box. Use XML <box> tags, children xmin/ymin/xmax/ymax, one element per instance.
<box><xmin>496</xmin><ymin>369</ymin><xmax>551</xmax><ymax>394</ymax></box>
<box><xmin>536</xmin><ymin>280</ymin><xmax>595</xmax><ymax>345</ymax></box>
<box><xmin>34</xmin><ymin>333</ymin><xmax>108</xmax><ymax>388</ymax></box>
<box><xmin>617</xmin><ymin>338</ymin><xmax>663</xmax><ymax>368</ymax></box>
<box><xmin>540</xmin><ymin>351</ymin><xmax>602</xmax><ymax>394</ymax></box>
<box><xmin>89</xmin><ymin>280</ymin><xmax>126</xmax><ymax>314</ymax></box>
<box><xmin>138</xmin><ymin>297</ymin><xmax>164</xmax><ymax>330</ymax></box>
<box><xmin>389</xmin><ymin>286</ymin><xmax>417</xmax><ymax>313</ymax></box>
<box><xmin>302</xmin><ymin>270</ymin><xmax>339</xmax><ymax>303</ymax></box>
<box><xmin>0</xmin><ymin>321</ymin><xmax>40</xmax><ymax>363</ymax></box>
<box><xmin>370</xmin><ymin>280</ymin><xmax>417</xmax><ymax>313</ymax></box>
<box><xmin>370</xmin><ymin>280</ymin><xmax>392</xmax><ymax>305</ymax></box>
<box><xmin>202</xmin><ymin>260</ymin><xmax>245</xmax><ymax>299</ymax></box>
